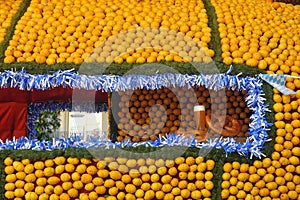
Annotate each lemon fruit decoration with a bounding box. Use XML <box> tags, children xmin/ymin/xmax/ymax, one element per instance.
<box><xmin>4</xmin><ymin>0</ymin><xmax>214</xmax><ymax>65</ymax></box>
<box><xmin>0</xmin><ymin>0</ymin><xmax>23</xmax><ymax>43</ymax></box>
<box><xmin>211</xmin><ymin>0</ymin><xmax>300</xmax><ymax>72</ymax></box>
<box><xmin>0</xmin><ymin>0</ymin><xmax>300</xmax><ymax>199</ymax></box>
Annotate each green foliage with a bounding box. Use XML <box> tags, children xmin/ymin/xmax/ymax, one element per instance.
<box><xmin>34</xmin><ymin>111</ymin><xmax>61</xmax><ymax>141</ymax></box>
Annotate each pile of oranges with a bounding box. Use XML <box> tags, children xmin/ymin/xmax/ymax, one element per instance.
<box><xmin>211</xmin><ymin>0</ymin><xmax>300</xmax><ymax>72</ymax></box>
<box><xmin>0</xmin><ymin>0</ymin><xmax>23</xmax><ymax>43</ymax></box>
<box><xmin>115</xmin><ymin>86</ymin><xmax>250</xmax><ymax>142</ymax></box>
<box><xmin>4</xmin><ymin>156</ymin><xmax>215</xmax><ymax>200</ymax></box>
<box><xmin>4</xmin><ymin>0</ymin><xmax>214</xmax><ymax>64</ymax></box>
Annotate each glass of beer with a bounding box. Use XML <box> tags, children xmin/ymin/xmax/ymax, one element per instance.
<box><xmin>194</xmin><ymin>105</ymin><xmax>206</xmax><ymax>131</ymax></box>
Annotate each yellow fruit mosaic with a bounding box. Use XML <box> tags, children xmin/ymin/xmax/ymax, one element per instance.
<box><xmin>1</xmin><ymin>0</ymin><xmax>300</xmax><ymax>199</ymax></box>
<box><xmin>4</xmin><ymin>0</ymin><xmax>213</xmax><ymax>64</ymax></box>
<box><xmin>211</xmin><ymin>0</ymin><xmax>300</xmax><ymax>71</ymax></box>
<box><xmin>221</xmin><ymin>158</ymin><xmax>300</xmax><ymax>200</ymax></box>
<box><xmin>219</xmin><ymin>1</ymin><xmax>300</xmax><ymax>196</ymax></box>
<box><xmin>4</xmin><ymin>156</ymin><xmax>215</xmax><ymax>200</ymax></box>
<box><xmin>0</xmin><ymin>0</ymin><xmax>23</xmax><ymax>43</ymax></box>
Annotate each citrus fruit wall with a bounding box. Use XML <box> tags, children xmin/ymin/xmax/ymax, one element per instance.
<box><xmin>0</xmin><ymin>0</ymin><xmax>299</xmax><ymax>200</ymax></box>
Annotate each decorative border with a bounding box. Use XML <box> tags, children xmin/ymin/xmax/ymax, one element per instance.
<box><xmin>0</xmin><ymin>70</ymin><xmax>272</xmax><ymax>158</ymax></box>
<box><xmin>27</xmin><ymin>102</ymin><xmax>108</xmax><ymax>139</ymax></box>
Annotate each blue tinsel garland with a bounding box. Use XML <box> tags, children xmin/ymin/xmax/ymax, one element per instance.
<box><xmin>0</xmin><ymin>69</ymin><xmax>272</xmax><ymax>158</ymax></box>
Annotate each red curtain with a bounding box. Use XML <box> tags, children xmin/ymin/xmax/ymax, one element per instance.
<box><xmin>0</xmin><ymin>102</ymin><xmax>27</xmax><ymax>140</ymax></box>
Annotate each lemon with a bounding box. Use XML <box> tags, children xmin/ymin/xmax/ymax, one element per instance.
<box><xmin>151</xmin><ymin>182</ymin><xmax>162</xmax><ymax>191</ymax></box>
<box><xmin>112</xmin><ymin>192</ymin><xmax>124</xmax><ymax>200</ymax></box>
<box><xmin>55</xmin><ymin>165</ymin><xmax>65</xmax><ymax>175</ymax></box>
<box><xmin>161</xmin><ymin>183</ymin><xmax>172</xmax><ymax>193</ymax></box>
<box><xmin>168</xmin><ymin>167</ymin><xmax>177</xmax><ymax>176</ymax></box>
<box><xmin>14</xmin><ymin>180</ymin><xmax>25</xmax><ymax>188</ymax></box>
<box><xmin>197</xmin><ymin>163</ymin><xmax>207</xmax><ymax>172</ymax></box>
<box><xmin>141</xmin><ymin>182</ymin><xmax>151</xmax><ymax>191</ymax></box>
<box><xmin>139</xmin><ymin>166</ymin><xmax>148</xmax><ymax>174</ymax></box>
<box><xmin>44</xmin><ymin>167</ymin><xmax>55</xmax><ymax>177</ymax></box>
<box><xmin>275</xmin><ymin>176</ymin><xmax>286</xmax><ymax>185</ymax></box>
<box><xmin>79</xmin><ymin>193</ymin><xmax>89</xmax><ymax>200</ymax></box>
<box><xmin>24</xmin><ymin>164</ymin><xmax>34</xmax><ymax>174</ymax></box>
<box><xmin>155</xmin><ymin>190</ymin><xmax>165</xmax><ymax>199</ymax></box>
<box><xmin>108</xmin><ymin>162</ymin><xmax>119</xmax><ymax>170</ymax></box>
<box><xmin>34</xmin><ymin>186</ymin><xmax>44</xmax><ymax>195</ymax></box>
<box><xmin>4</xmin><ymin>182</ymin><xmax>15</xmax><ymax>191</ymax></box>
<box><xmin>65</xmin><ymin>164</ymin><xmax>75</xmax><ymax>173</ymax></box>
<box><xmin>4</xmin><ymin>157</ymin><xmax>14</xmax><ymax>166</ymax></box>
<box><xmin>43</xmin><ymin>159</ymin><xmax>54</xmax><ymax>167</ymax></box>
<box><xmin>289</xmin><ymin>156</ymin><xmax>299</xmax><ymax>165</ymax></box>
<box><xmin>13</xmin><ymin>161</ymin><xmax>24</xmax><ymax>172</ymax></box>
<box><xmin>131</xmin><ymin>189</ymin><xmax>143</xmax><ymax>198</ymax></box>
<box><xmin>67</xmin><ymin>188</ymin><xmax>78</xmax><ymax>198</ymax></box>
<box><xmin>257</xmin><ymin>168</ymin><xmax>267</xmax><ymax>177</ymax></box>
<box><xmin>265</xmin><ymin>182</ymin><xmax>277</xmax><ymax>191</ymax></box>
<box><xmin>243</xmin><ymin>182</ymin><xmax>253</xmax><ymax>192</ymax></box>
<box><xmin>47</xmin><ymin>176</ymin><xmax>60</xmax><ymax>185</ymax></box>
<box><xmin>54</xmin><ymin>157</ymin><xmax>66</xmax><ymax>165</ymax></box>
<box><xmin>236</xmin><ymin>190</ymin><xmax>246</xmax><ymax>199</ymax></box>
<box><xmin>150</xmin><ymin>173</ymin><xmax>159</xmax><ymax>183</ymax></box>
<box><xmin>132</xmin><ymin>178</ymin><xmax>142</xmax><ymax>187</ymax></box>
<box><xmin>204</xmin><ymin>171</ymin><xmax>213</xmax><ymax>181</ymax></box>
<box><xmin>4</xmin><ymin>166</ymin><xmax>15</xmax><ymax>174</ymax></box>
<box><xmin>273</xmin><ymin>103</ymin><xmax>283</xmax><ymax>112</ymax></box>
<box><xmin>72</xmin><ymin>181</ymin><xmax>83</xmax><ymax>190</ymax></box>
<box><xmin>221</xmin><ymin>189</ymin><xmax>230</xmax><ymax>199</ymax></box>
<box><xmin>144</xmin><ymin>190</ymin><xmax>155</xmax><ymax>200</ymax></box>
<box><xmin>195</xmin><ymin>157</ymin><xmax>204</xmax><ymax>164</ymax></box>
<box><xmin>164</xmin><ymin>193</ymin><xmax>175</xmax><ymax>200</ymax></box>
<box><xmin>14</xmin><ymin>188</ymin><xmax>25</xmax><ymax>198</ymax></box>
<box><xmin>18</xmin><ymin>159</ymin><xmax>27</xmax><ymax>166</ymax></box>
<box><xmin>6</xmin><ymin>174</ymin><xmax>17</xmax><ymax>183</ymax></box>
<box><xmin>109</xmin><ymin>170</ymin><xmax>122</xmax><ymax>180</ymax></box>
<box><xmin>5</xmin><ymin>191</ymin><xmax>14</xmax><ymax>199</ymax></box>
<box><xmin>125</xmin><ymin>184</ymin><xmax>137</xmax><ymax>194</ymax></box>
<box><xmin>270</xmin><ymin>190</ymin><xmax>280</xmax><ymax>198</ymax></box>
<box><xmin>81</xmin><ymin>173</ymin><xmax>93</xmax><ymax>184</ymax></box>
<box><xmin>129</xmin><ymin>169</ymin><xmax>141</xmax><ymax>178</ymax></box>
<box><xmin>221</xmin><ymin>180</ymin><xmax>230</xmax><ymax>189</ymax></box>
<box><xmin>58</xmin><ymin>193</ymin><xmax>70</xmax><ymax>200</ymax></box>
<box><xmin>287</xmin><ymin>191</ymin><xmax>298</xmax><ymax>200</ymax></box>
<box><xmin>39</xmin><ymin>193</ymin><xmax>49</xmax><ymax>200</ymax></box>
<box><xmin>201</xmin><ymin>188</ymin><xmax>211</xmax><ymax>198</ymax></box>
<box><xmin>121</xmin><ymin>174</ymin><xmax>132</xmax><ymax>183</ymax></box>
<box><xmin>230</xmin><ymin>169</ymin><xmax>239</xmax><ymax>177</ymax></box>
<box><xmin>222</xmin><ymin>172</ymin><xmax>231</xmax><ymax>181</ymax></box>
<box><xmin>96</xmin><ymin>160</ymin><xmax>106</xmax><ymax>170</ymax></box>
<box><xmin>53</xmin><ymin>185</ymin><xmax>63</xmax><ymax>195</ymax></box>
<box><xmin>204</xmin><ymin>180</ymin><xmax>214</xmax><ymax>190</ymax></box>
<box><xmin>85</xmin><ymin>165</ymin><xmax>97</xmax><ymax>175</ymax></box>
<box><xmin>76</xmin><ymin>163</ymin><xmax>88</xmax><ymax>173</ymax></box>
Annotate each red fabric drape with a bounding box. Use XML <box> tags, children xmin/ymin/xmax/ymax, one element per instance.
<box><xmin>0</xmin><ymin>102</ymin><xmax>27</xmax><ymax>140</ymax></box>
<box><xmin>0</xmin><ymin>88</ymin><xmax>29</xmax><ymax>103</ymax></box>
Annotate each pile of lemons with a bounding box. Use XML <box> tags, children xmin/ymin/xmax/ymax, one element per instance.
<box><xmin>4</xmin><ymin>0</ymin><xmax>213</xmax><ymax>65</ymax></box>
<box><xmin>219</xmin><ymin>8</ymin><xmax>300</xmax><ymax>197</ymax></box>
<box><xmin>221</xmin><ymin>158</ymin><xmax>299</xmax><ymax>200</ymax></box>
<box><xmin>0</xmin><ymin>0</ymin><xmax>23</xmax><ymax>43</ymax></box>
<box><xmin>211</xmin><ymin>0</ymin><xmax>300</xmax><ymax>71</ymax></box>
<box><xmin>4</xmin><ymin>156</ymin><xmax>215</xmax><ymax>200</ymax></box>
